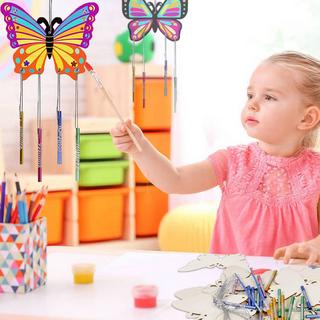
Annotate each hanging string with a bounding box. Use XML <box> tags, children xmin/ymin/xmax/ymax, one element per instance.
<box><xmin>142</xmin><ymin>32</ymin><xmax>146</xmax><ymax>108</ymax></box>
<box><xmin>131</xmin><ymin>40</ymin><xmax>136</xmax><ymax>104</ymax></box>
<box><xmin>75</xmin><ymin>71</ymin><xmax>80</xmax><ymax>182</ymax></box>
<box><xmin>174</xmin><ymin>40</ymin><xmax>177</xmax><ymax>112</ymax></box>
<box><xmin>19</xmin><ymin>71</ymin><xmax>24</xmax><ymax>165</ymax></box>
<box><xmin>37</xmin><ymin>70</ymin><xmax>42</xmax><ymax>182</ymax></box>
<box><xmin>57</xmin><ymin>70</ymin><xmax>62</xmax><ymax>164</ymax></box>
<box><xmin>49</xmin><ymin>0</ymin><xmax>52</xmax><ymax>25</ymax></box>
<box><xmin>164</xmin><ymin>37</ymin><xmax>168</xmax><ymax>96</ymax></box>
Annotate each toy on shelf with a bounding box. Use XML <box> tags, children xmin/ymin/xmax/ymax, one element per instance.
<box><xmin>114</xmin><ymin>29</ymin><xmax>155</xmax><ymax>63</ymax></box>
<box><xmin>1</xmin><ymin>1</ymin><xmax>99</xmax><ymax>181</ymax></box>
<box><xmin>122</xmin><ymin>0</ymin><xmax>188</xmax><ymax>111</ymax></box>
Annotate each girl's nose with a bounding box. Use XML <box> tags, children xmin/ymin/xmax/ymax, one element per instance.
<box><xmin>248</xmin><ymin>101</ymin><xmax>259</xmax><ymax>111</ymax></box>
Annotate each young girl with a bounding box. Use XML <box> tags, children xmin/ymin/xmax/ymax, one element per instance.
<box><xmin>111</xmin><ymin>51</ymin><xmax>320</xmax><ymax>265</ymax></box>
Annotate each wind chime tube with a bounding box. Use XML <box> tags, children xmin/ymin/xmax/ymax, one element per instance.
<box><xmin>57</xmin><ymin>71</ymin><xmax>62</xmax><ymax>164</ymax></box>
<box><xmin>174</xmin><ymin>40</ymin><xmax>177</xmax><ymax>112</ymax></box>
<box><xmin>142</xmin><ymin>33</ymin><xmax>146</xmax><ymax>108</ymax></box>
<box><xmin>19</xmin><ymin>71</ymin><xmax>24</xmax><ymax>165</ymax></box>
<box><xmin>131</xmin><ymin>40</ymin><xmax>136</xmax><ymax>103</ymax></box>
<box><xmin>37</xmin><ymin>71</ymin><xmax>42</xmax><ymax>182</ymax></box>
<box><xmin>75</xmin><ymin>73</ymin><xmax>80</xmax><ymax>181</ymax></box>
<box><xmin>164</xmin><ymin>37</ymin><xmax>168</xmax><ymax>96</ymax></box>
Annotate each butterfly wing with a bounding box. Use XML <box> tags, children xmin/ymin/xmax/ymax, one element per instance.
<box><xmin>52</xmin><ymin>44</ymin><xmax>86</xmax><ymax>80</ymax></box>
<box><xmin>1</xmin><ymin>2</ymin><xmax>47</xmax><ymax>79</ymax></box>
<box><xmin>157</xmin><ymin>19</ymin><xmax>182</xmax><ymax>41</ymax></box>
<box><xmin>122</xmin><ymin>0</ymin><xmax>153</xmax><ymax>41</ymax></box>
<box><xmin>157</xmin><ymin>0</ymin><xmax>188</xmax><ymax>19</ymax></box>
<box><xmin>52</xmin><ymin>3</ymin><xmax>98</xmax><ymax>78</ymax></box>
<box><xmin>13</xmin><ymin>44</ymin><xmax>47</xmax><ymax>80</ymax></box>
<box><xmin>53</xmin><ymin>3</ymin><xmax>99</xmax><ymax>49</ymax></box>
<box><xmin>128</xmin><ymin>19</ymin><xmax>153</xmax><ymax>41</ymax></box>
<box><xmin>122</xmin><ymin>0</ymin><xmax>153</xmax><ymax>19</ymax></box>
<box><xmin>1</xmin><ymin>2</ymin><xmax>46</xmax><ymax>48</ymax></box>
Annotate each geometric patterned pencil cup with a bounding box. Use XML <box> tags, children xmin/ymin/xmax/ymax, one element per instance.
<box><xmin>0</xmin><ymin>217</ymin><xmax>47</xmax><ymax>293</ymax></box>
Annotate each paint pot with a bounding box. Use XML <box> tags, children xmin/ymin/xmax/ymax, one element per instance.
<box><xmin>72</xmin><ymin>263</ymin><xmax>95</xmax><ymax>284</ymax></box>
<box><xmin>132</xmin><ymin>284</ymin><xmax>158</xmax><ymax>308</ymax></box>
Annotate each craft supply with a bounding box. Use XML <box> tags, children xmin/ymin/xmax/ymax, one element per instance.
<box><xmin>14</xmin><ymin>173</ymin><xmax>21</xmax><ymax>195</ymax></box>
<box><xmin>57</xmin><ymin>70</ymin><xmax>62</xmax><ymax>165</ymax></box>
<box><xmin>0</xmin><ymin>172</ymin><xmax>6</xmax><ymax>223</ymax></box>
<box><xmin>31</xmin><ymin>197</ymin><xmax>46</xmax><ymax>221</ymax></box>
<box><xmin>272</xmin><ymin>297</ymin><xmax>277</xmax><ymax>320</ymax></box>
<box><xmin>1</xmin><ymin>2</ymin><xmax>99</xmax><ymax>180</ymax></box>
<box><xmin>75</xmin><ymin>72</ymin><xmax>80</xmax><ymax>181</ymax></box>
<box><xmin>222</xmin><ymin>301</ymin><xmax>256</xmax><ymax>311</ymax></box>
<box><xmin>37</xmin><ymin>70</ymin><xmax>42</xmax><ymax>182</ymax></box>
<box><xmin>281</xmin><ymin>294</ymin><xmax>285</xmax><ymax>320</ymax></box>
<box><xmin>278</xmin><ymin>288</ymin><xmax>282</xmax><ymax>318</ymax></box>
<box><xmin>28</xmin><ymin>192</ymin><xmax>38</xmax><ymax>221</ymax></box>
<box><xmin>5</xmin><ymin>194</ymin><xmax>13</xmax><ymax>223</ymax></box>
<box><xmin>301</xmin><ymin>285</ymin><xmax>313</xmax><ymax>310</ymax></box>
<box><xmin>85</xmin><ymin>62</ymin><xmax>142</xmax><ymax>152</ymax></box>
<box><xmin>250</xmin><ymin>267</ymin><xmax>265</xmax><ymax>304</ymax></box>
<box><xmin>265</xmin><ymin>270</ymin><xmax>277</xmax><ymax>291</ymax></box>
<box><xmin>287</xmin><ymin>296</ymin><xmax>295</xmax><ymax>320</ymax></box>
<box><xmin>300</xmin><ymin>295</ymin><xmax>305</xmax><ymax>320</ymax></box>
<box><xmin>234</xmin><ymin>273</ymin><xmax>261</xmax><ymax>312</ymax></box>
<box><xmin>132</xmin><ymin>285</ymin><xmax>158</xmax><ymax>308</ymax></box>
<box><xmin>19</xmin><ymin>71</ymin><xmax>24</xmax><ymax>164</ymax></box>
<box><xmin>257</xmin><ymin>275</ymin><xmax>267</xmax><ymax>298</ymax></box>
<box><xmin>122</xmin><ymin>0</ymin><xmax>188</xmax><ymax>111</ymax></box>
<box><xmin>72</xmin><ymin>263</ymin><xmax>95</xmax><ymax>284</ymax></box>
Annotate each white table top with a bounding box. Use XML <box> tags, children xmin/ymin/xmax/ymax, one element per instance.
<box><xmin>0</xmin><ymin>247</ymin><xmax>286</xmax><ymax>320</ymax></box>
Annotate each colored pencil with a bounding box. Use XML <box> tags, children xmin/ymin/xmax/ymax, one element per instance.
<box><xmin>31</xmin><ymin>198</ymin><xmax>45</xmax><ymax>221</ymax></box>
<box><xmin>301</xmin><ymin>285</ymin><xmax>312</xmax><ymax>310</ymax></box>
<box><xmin>14</xmin><ymin>173</ymin><xmax>21</xmax><ymax>195</ymax></box>
<box><xmin>0</xmin><ymin>172</ymin><xmax>6</xmax><ymax>223</ymax></box>
<box><xmin>5</xmin><ymin>194</ymin><xmax>13</xmax><ymax>223</ymax></box>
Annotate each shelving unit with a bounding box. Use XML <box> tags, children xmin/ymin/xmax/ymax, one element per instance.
<box><xmin>28</xmin><ymin>64</ymin><xmax>172</xmax><ymax>247</ymax></box>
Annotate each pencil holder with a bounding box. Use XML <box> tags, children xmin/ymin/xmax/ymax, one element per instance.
<box><xmin>0</xmin><ymin>217</ymin><xmax>47</xmax><ymax>293</ymax></box>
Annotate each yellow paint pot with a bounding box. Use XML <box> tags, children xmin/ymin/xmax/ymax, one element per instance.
<box><xmin>72</xmin><ymin>263</ymin><xmax>95</xmax><ymax>284</ymax></box>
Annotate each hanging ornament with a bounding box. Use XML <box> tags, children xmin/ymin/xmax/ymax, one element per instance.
<box><xmin>122</xmin><ymin>0</ymin><xmax>188</xmax><ymax>111</ymax></box>
<box><xmin>1</xmin><ymin>1</ymin><xmax>99</xmax><ymax>181</ymax></box>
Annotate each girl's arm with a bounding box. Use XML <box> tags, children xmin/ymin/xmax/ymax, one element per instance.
<box><xmin>111</xmin><ymin>120</ymin><xmax>219</xmax><ymax>194</ymax></box>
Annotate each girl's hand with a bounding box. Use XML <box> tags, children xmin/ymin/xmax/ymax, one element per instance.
<box><xmin>273</xmin><ymin>240</ymin><xmax>320</xmax><ymax>265</ymax></box>
<box><xmin>110</xmin><ymin>120</ymin><xmax>144</xmax><ymax>154</ymax></box>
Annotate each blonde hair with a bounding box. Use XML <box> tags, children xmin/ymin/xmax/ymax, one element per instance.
<box><xmin>265</xmin><ymin>51</ymin><xmax>320</xmax><ymax>148</ymax></box>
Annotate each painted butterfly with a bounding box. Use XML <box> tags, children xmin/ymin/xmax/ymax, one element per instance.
<box><xmin>122</xmin><ymin>0</ymin><xmax>188</xmax><ymax>42</ymax></box>
<box><xmin>1</xmin><ymin>2</ymin><xmax>99</xmax><ymax>80</ymax></box>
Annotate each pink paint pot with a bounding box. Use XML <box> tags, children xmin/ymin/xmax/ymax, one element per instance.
<box><xmin>132</xmin><ymin>285</ymin><xmax>158</xmax><ymax>308</ymax></box>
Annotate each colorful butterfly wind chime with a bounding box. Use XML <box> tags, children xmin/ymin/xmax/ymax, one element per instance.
<box><xmin>122</xmin><ymin>0</ymin><xmax>188</xmax><ymax>111</ymax></box>
<box><xmin>1</xmin><ymin>1</ymin><xmax>99</xmax><ymax>182</ymax></box>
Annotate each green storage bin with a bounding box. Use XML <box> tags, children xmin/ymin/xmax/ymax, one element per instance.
<box><xmin>79</xmin><ymin>160</ymin><xmax>129</xmax><ymax>187</ymax></box>
<box><xmin>80</xmin><ymin>134</ymin><xmax>123</xmax><ymax>160</ymax></box>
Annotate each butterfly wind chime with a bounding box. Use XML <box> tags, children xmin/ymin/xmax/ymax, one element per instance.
<box><xmin>1</xmin><ymin>1</ymin><xmax>99</xmax><ymax>182</ymax></box>
<box><xmin>122</xmin><ymin>0</ymin><xmax>188</xmax><ymax>111</ymax></box>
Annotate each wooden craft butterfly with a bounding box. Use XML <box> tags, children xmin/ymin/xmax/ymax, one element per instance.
<box><xmin>122</xmin><ymin>0</ymin><xmax>188</xmax><ymax>42</ymax></box>
<box><xmin>1</xmin><ymin>2</ymin><xmax>99</xmax><ymax>80</ymax></box>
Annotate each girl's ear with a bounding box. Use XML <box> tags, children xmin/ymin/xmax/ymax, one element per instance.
<box><xmin>298</xmin><ymin>106</ymin><xmax>320</xmax><ymax>131</ymax></box>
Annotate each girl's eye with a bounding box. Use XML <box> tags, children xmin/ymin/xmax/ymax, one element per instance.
<box><xmin>247</xmin><ymin>93</ymin><xmax>253</xmax><ymax>99</ymax></box>
<box><xmin>265</xmin><ymin>95</ymin><xmax>276</xmax><ymax>101</ymax></box>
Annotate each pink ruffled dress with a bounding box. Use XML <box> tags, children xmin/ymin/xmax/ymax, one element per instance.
<box><xmin>208</xmin><ymin>142</ymin><xmax>320</xmax><ymax>256</ymax></box>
